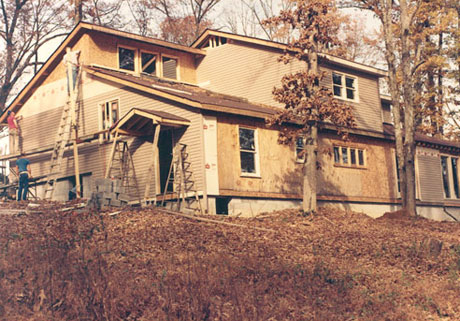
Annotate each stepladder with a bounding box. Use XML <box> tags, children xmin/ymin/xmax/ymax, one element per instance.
<box><xmin>162</xmin><ymin>143</ymin><xmax>202</xmax><ymax>214</ymax></box>
<box><xmin>105</xmin><ymin>133</ymin><xmax>141</xmax><ymax>203</ymax></box>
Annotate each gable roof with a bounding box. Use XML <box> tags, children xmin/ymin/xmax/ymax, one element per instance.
<box><xmin>112</xmin><ymin>108</ymin><xmax>190</xmax><ymax>137</ymax></box>
<box><xmin>85</xmin><ymin>65</ymin><xmax>279</xmax><ymax>119</ymax></box>
<box><xmin>191</xmin><ymin>29</ymin><xmax>388</xmax><ymax>78</ymax></box>
<box><xmin>0</xmin><ymin>22</ymin><xmax>206</xmax><ymax>123</ymax></box>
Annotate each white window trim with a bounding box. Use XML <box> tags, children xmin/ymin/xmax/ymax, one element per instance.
<box><xmin>332</xmin><ymin>71</ymin><xmax>359</xmax><ymax>103</ymax></box>
<box><xmin>295</xmin><ymin>136</ymin><xmax>306</xmax><ymax>164</ymax></box>
<box><xmin>441</xmin><ymin>154</ymin><xmax>460</xmax><ymax>199</ymax></box>
<box><xmin>394</xmin><ymin>150</ymin><xmax>421</xmax><ymax>200</ymax></box>
<box><xmin>160</xmin><ymin>53</ymin><xmax>180</xmax><ymax>81</ymax></box>
<box><xmin>333</xmin><ymin>145</ymin><xmax>366</xmax><ymax>168</ymax></box>
<box><xmin>117</xmin><ymin>45</ymin><xmax>138</xmax><ymax>73</ymax></box>
<box><xmin>140</xmin><ymin>50</ymin><xmax>159</xmax><ymax>76</ymax></box>
<box><xmin>238</xmin><ymin>126</ymin><xmax>260</xmax><ymax>177</ymax></box>
<box><xmin>98</xmin><ymin>98</ymin><xmax>121</xmax><ymax>143</ymax></box>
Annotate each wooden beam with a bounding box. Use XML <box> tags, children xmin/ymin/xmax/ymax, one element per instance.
<box><xmin>116</xmin><ymin>128</ymin><xmax>144</xmax><ymax>137</ymax></box>
<box><xmin>144</xmin><ymin>123</ymin><xmax>161</xmax><ymax>203</ymax></box>
<box><xmin>105</xmin><ymin>131</ymin><xmax>120</xmax><ymax>178</ymax></box>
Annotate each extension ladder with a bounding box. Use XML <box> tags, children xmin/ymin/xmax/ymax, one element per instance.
<box><xmin>43</xmin><ymin>68</ymin><xmax>81</xmax><ymax>200</ymax></box>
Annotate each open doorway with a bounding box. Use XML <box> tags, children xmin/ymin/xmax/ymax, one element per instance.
<box><xmin>158</xmin><ymin>129</ymin><xmax>173</xmax><ymax>193</ymax></box>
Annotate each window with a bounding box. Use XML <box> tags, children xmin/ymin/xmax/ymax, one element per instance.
<box><xmin>441</xmin><ymin>155</ymin><xmax>460</xmax><ymax>199</ymax></box>
<box><xmin>332</xmin><ymin>72</ymin><xmax>357</xmax><ymax>101</ymax></box>
<box><xmin>295</xmin><ymin>137</ymin><xmax>305</xmax><ymax>163</ymax></box>
<box><xmin>118</xmin><ymin>46</ymin><xmax>179</xmax><ymax>79</ymax></box>
<box><xmin>141</xmin><ymin>52</ymin><xmax>157</xmax><ymax>75</ymax></box>
<box><xmin>118</xmin><ymin>47</ymin><xmax>135</xmax><ymax>71</ymax></box>
<box><xmin>333</xmin><ymin>145</ymin><xmax>365</xmax><ymax>167</ymax></box>
<box><xmin>99</xmin><ymin>99</ymin><xmax>120</xmax><ymax>142</ymax></box>
<box><xmin>162</xmin><ymin>56</ymin><xmax>178</xmax><ymax>79</ymax></box>
<box><xmin>239</xmin><ymin>127</ymin><xmax>259</xmax><ymax>175</ymax></box>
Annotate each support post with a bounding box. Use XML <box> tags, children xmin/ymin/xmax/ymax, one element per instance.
<box><xmin>144</xmin><ymin>123</ymin><xmax>160</xmax><ymax>203</ymax></box>
<box><xmin>105</xmin><ymin>131</ymin><xmax>120</xmax><ymax>178</ymax></box>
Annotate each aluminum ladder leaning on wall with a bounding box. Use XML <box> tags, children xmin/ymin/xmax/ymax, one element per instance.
<box><xmin>43</xmin><ymin>48</ymin><xmax>82</xmax><ymax>200</ymax></box>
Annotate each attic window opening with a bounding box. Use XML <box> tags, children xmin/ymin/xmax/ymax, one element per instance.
<box><xmin>141</xmin><ymin>52</ymin><xmax>157</xmax><ymax>76</ymax></box>
<box><xmin>118</xmin><ymin>47</ymin><xmax>135</xmax><ymax>71</ymax></box>
<box><xmin>332</xmin><ymin>72</ymin><xmax>357</xmax><ymax>101</ymax></box>
<box><xmin>203</xmin><ymin>36</ymin><xmax>228</xmax><ymax>49</ymax></box>
<box><xmin>162</xmin><ymin>56</ymin><xmax>178</xmax><ymax>79</ymax></box>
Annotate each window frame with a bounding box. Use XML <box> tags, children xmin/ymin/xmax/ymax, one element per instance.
<box><xmin>140</xmin><ymin>50</ymin><xmax>159</xmax><ymax>76</ymax></box>
<box><xmin>160</xmin><ymin>54</ymin><xmax>180</xmax><ymax>80</ymax></box>
<box><xmin>295</xmin><ymin>136</ymin><xmax>306</xmax><ymax>163</ymax></box>
<box><xmin>333</xmin><ymin>145</ymin><xmax>366</xmax><ymax>168</ymax></box>
<box><xmin>238</xmin><ymin>126</ymin><xmax>260</xmax><ymax>177</ymax></box>
<box><xmin>332</xmin><ymin>72</ymin><xmax>359</xmax><ymax>102</ymax></box>
<box><xmin>98</xmin><ymin>98</ymin><xmax>121</xmax><ymax>143</ymax></box>
<box><xmin>441</xmin><ymin>155</ymin><xmax>460</xmax><ymax>199</ymax></box>
<box><xmin>117</xmin><ymin>45</ymin><xmax>138</xmax><ymax>73</ymax></box>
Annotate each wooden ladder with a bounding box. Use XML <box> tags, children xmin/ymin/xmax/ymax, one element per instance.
<box><xmin>105</xmin><ymin>133</ymin><xmax>141</xmax><ymax>203</ymax></box>
<box><xmin>43</xmin><ymin>68</ymin><xmax>82</xmax><ymax>200</ymax></box>
<box><xmin>162</xmin><ymin>143</ymin><xmax>202</xmax><ymax>214</ymax></box>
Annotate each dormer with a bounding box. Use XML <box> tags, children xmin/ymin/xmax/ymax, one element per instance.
<box><xmin>80</xmin><ymin>23</ymin><xmax>206</xmax><ymax>84</ymax></box>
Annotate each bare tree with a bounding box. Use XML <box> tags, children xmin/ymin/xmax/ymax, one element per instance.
<box><xmin>128</xmin><ymin>0</ymin><xmax>222</xmax><ymax>44</ymax></box>
<box><xmin>0</xmin><ymin>0</ymin><xmax>70</xmax><ymax>112</ymax></box>
<box><xmin>78</xmin><ymin>0</ymin><xmax>126</xmax><ymax>28</ymax></box>
<box><xmin>219</xmin><ymin>0</ymin><xmax>294</xmax><ymax>42</ymax></box>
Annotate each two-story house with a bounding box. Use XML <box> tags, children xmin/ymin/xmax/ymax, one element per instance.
<box><xmin>1</xmin><ymin>22</ymin><xmax>459</xmax><ymax>220</ymax></box>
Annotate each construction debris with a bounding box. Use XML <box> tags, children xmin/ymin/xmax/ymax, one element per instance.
<box><xmin>91</xmin><ymin>178</ymin><xmax>130</xmax><ymax>208</ymax></box>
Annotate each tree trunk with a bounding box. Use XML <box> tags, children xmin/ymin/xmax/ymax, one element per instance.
<box><xmin>400</xmin><ymin>0</ymin><xmax>417</xmax><ymax>216</ymax></box>
<box><xmin>303</xmin><ymin>124</ymin><xmax>317</xmax><ymax>214</ymax></box>
<box><xmin>379</xmin><ymin>0</ymin><xmax>407</xmax><ymax>208</ymax></box>
<box><xmin>75</xmin><ymin>0</ymin><xmax>83</xmax><ymax>24</ymax></box>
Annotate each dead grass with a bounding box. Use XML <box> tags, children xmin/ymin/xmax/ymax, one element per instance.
<box><xmin>0</xmin><ymin>202</ymin><xmax>459</xmax><ymax>320</ymax></box>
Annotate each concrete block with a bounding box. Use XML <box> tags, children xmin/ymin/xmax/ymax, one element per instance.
<box><xmin>95</xmin><ymin>178</ymin><xmax>109</xmax><ymax>186</ymax></box>
<box><xmin>102</xmin><ymin>192</ymin><xmax>117</xmax><ymax>200</ymax></box>
<box><xmin>110</xmin><ymin>199</ymin><xmax>122</xmax><ymax>207</ymax></box>
<box><xmin>100</xmin><ymin>198</ymin><xmax>110</xmax><ymax>206</ymax></box>
<box><xmin>117</xmin><ymin>193</ymin><xmax>130</xmax><ymax>202</ymax></box>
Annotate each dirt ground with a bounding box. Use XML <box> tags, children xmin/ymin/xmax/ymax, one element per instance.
<box><xmin>0</xmin><ymin>201</ymin><xmax>459</xmax><ymax>320</ymax></box>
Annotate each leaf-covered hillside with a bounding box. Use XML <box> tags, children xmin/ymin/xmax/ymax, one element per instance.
<box><xmin>0</xmin><ymin>201</ymin><xmax>459</xmax><ymax>320</ymax></box>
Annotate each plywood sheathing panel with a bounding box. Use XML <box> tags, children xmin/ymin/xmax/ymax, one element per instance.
<box><xmin>86</xmin><ymin>31</ymin><xmax>197</xmax><ymax>84</ymax></box>
<box><xmin>317</xmin><ymin>132</ymin><xmax>398</xmax><ymax>200</ymax></box>
<box><xmin>216</xmin><ymin>114</ymin><xmax>398</xmax><ymax>201</ymax></box>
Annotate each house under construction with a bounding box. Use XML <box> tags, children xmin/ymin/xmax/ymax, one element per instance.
<box><xmin>0</xmin><ymin>22</ymin><xmax>459</xmax><ymax>220</ymax></box>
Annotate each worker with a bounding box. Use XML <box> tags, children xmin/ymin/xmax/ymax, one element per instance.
<box><xmin>7</xmin><ymin>110</ymin><xmax>21</xmax><ymax>154</ymax></box>
<box><xmin>15</xmin><ymin>152</ymin><xmax>31</xmax><ymax>201</ymax></box>
<box><xmin>63</xmin><ymin>48</ymin><xmax>81</xmax><ymax>93</ymax></box>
